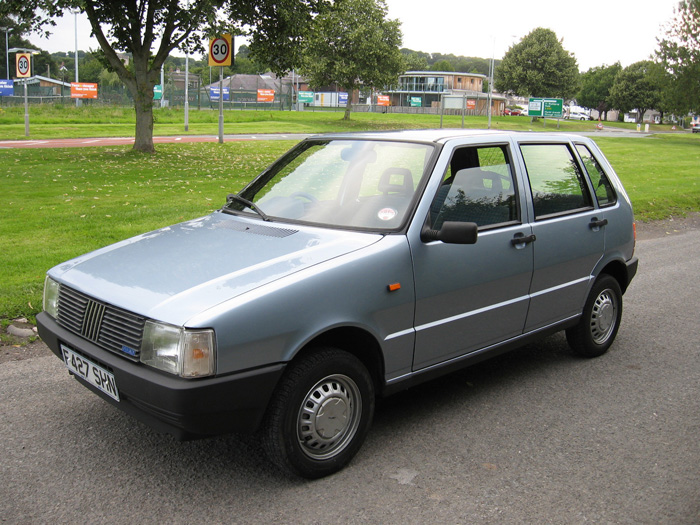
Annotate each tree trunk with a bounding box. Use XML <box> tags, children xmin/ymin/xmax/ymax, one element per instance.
<box><xmin>343</xmin><ymin>101</ymin><xmax>352</xmax><ymax>120</ymax></box>
<box><xmin>132</xmin><ymin>78</ymin><xmax>156</xmax><ymax>153</ymax></box>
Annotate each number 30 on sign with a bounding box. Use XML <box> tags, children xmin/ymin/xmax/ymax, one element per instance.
<box><xmin>209</xmin><ymin>34</ymin><xmax>232</xmax><ymax>67</ymax></box>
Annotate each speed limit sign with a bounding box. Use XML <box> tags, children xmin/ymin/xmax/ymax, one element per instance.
<box><xmin>208</xmin><ymin>34</ymin><xmax>232</xmax><ymax>66</ymax></box>
<box><xmin>16</xmin><ymin>53</ymin><xmax>31</xmax><ymax>78</ymax></box>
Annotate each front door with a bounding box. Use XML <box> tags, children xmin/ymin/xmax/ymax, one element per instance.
<box><xmin>410</xmin><ymin>143</ymin><xmax>534</xmax><ymax>370</ymax></box>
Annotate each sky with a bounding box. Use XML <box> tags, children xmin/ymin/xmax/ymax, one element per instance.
<box><xmin>28</xmin><ymin>0</ymin><xmax>680</xmax><ymax>72</ymax></box>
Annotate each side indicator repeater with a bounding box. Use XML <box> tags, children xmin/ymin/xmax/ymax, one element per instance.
<box><xmin>387</xmin><ymin>283</ymin><xmax>401</xmax><ymax>292</ymax></box>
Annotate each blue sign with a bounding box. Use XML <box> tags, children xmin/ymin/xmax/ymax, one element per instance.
<box><xmin>339</xmin><ymin>92</ymin><xmax>348</xmax><ymax>106</ymax></box>
<box><xmin>210</xmin><ymin>87</ymin><xmax>230</xmax><ymax>101</ymax></box>
<box><xmin>0</xmin><ymin>79</ymin><xmax>13</xmax><ymax>97</ymax></box>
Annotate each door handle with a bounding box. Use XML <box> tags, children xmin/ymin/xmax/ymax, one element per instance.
<box><xmin>511</xmin><ymin>233</ymin><xmax>536</xmax><ymax>246</ymax></box>
<box><xmin>589</xmin><ymin>218</ymin><xmax>608</xmax><ymax>229</ymax></box>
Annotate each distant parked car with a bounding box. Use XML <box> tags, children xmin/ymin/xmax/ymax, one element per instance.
<box><xmin>567</xmin><ymin>111</ymin><xmax>590</xmax><ymax>121</ymax></box>
<box><xmin>504</xmin><ymin>108</ymin><xmax>522</xmax><ymax>116</ymax></box>
<box><xmin>691</xmin><ymin>122</ymin><xmax>700</xmax><ymax>133</ymax></box>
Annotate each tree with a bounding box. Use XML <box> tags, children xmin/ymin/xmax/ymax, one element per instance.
<box><xmin>609</xmin><ymin>60</ymin><xmax>664</xmax><ymax>123</ymax></box>
<box><xmin>431</xmin><ymin>59</ymin><xmax>454</xmax><ymax>72</ymax></box>
<box><xmin>401</xmin><ymin>50</ymin><xmax>429</xmax><ymax>71</ymax></box>
<box><xmin>577</xmin><ymin>63</ymin><xmax>622</xmax><ymax>120</ymax></box>
<box><xmin>300</xmin><ymin>0</ymin><xmax>404</xmax><ymax>120</ymax></box>
<box><xmin>656</xmin><ymin>0</ymin><xmax>700</xmax><ymax>115</ymax></box>
<box><xmin>495</xmin><ymin>27</ymin><xmax>579</xmax><ymax>99</ymax></box>
<box><xmin>1</xmin><ymin>0</ymin><xmax>328</xmax><ymax>152</ymax></box>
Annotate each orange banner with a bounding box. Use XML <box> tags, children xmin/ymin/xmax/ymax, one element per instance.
<box><xmin>376</xmin><ymin>95</ymin><xmax>390</xmax><ymax>106</ymax></box>
<box><xmin>71</xmin><ymin>83</ymin><xmax>98</xmax><ymax>99</ymax></box>
<box><xmin>257</xmin><ymin>89</ymin><xmax>275</xmax><ymax>103</ymax></box>
<box><xmin>467</xmin><ymin>99</ymin><xmax>476</xmax><ymax>110</ymax></box>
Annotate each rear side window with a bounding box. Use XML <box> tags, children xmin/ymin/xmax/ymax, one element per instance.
<box><xmin>520</xmin><ymin>144</ymin><xmax>593</xmax><ymax>219</ymax></box>
<box><xmin>429</xmin><ymin>145</ymin><xmax>518</xmax><ymax>229</ymax></box>
<box><xmin>575</xmin><ymin>144</ymin><xmax>617</xmax><ymax>206</ymax></box>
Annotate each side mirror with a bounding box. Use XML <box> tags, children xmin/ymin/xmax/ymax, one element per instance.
<box><xmin>421</xmin><ymin>221</ymin><xmax>478</xmax><ymax>244</ymax></box>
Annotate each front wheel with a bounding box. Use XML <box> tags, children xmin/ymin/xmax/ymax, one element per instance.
<box><xmin>566</xmin><ymin>274</ymin><xmax>623</xmax><ymax>357</ymax></box>
<box><xmin>261</xmin><ymin>347</ymin><xmax>375</xmax><ymax>479</ymax></box>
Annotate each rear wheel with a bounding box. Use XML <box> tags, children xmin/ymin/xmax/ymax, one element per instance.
<box><xmin>261</xmin><ymin>347</ymin><xmax>374</xmax><ymax>479</ymax></box>
<box><xmin>566</xmin><ymin>274</ymin><xmax>622</xmax><ymax>357</ymax></box>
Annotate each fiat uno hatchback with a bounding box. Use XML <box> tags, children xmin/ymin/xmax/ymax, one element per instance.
<box><xmin>38</xmin><ymin>130</ymin><xmax>638</xmax><ymax>478</ymax></box>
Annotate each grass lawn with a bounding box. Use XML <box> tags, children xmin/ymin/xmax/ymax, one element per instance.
<box><xmin>1</xmin><ymin>113</ymin><xmax>699</xmax><ymax>321</ymax></box>
<box><xmin>0</xmin><ymin>104</ymin><xmax>676</xmax><ymax>140</ymax></box>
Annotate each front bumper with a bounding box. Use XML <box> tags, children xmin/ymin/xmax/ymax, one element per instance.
<box><xmin>37</xmin><ymin>312</ymin><xmax>285</xmax><ymax>440</ymax></box>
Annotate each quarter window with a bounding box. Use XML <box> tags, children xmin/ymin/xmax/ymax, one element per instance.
<box><xmin>575</xmin><ymin>144</ymin><xmax>617</xmax><ymax>206</ymax></box>
<box><xmin>520</xmin><ymin>144</ymin><xmax>593</xmax><ymax>219</ymax></box>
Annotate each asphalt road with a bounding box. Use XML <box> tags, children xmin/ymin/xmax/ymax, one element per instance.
<box><xmin>2</xmin><ymin>228</ymin><xmax>699</xmax><ymax>524</ymax></box>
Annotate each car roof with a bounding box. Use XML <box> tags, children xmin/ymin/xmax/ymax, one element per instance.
<box><xmin>309</xmin><ymin>129</ymin><xmax>588</xmax><ymax>145</ymax></box>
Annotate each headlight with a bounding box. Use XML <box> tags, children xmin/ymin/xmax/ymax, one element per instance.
<box><xmin>140</xmin><ymin>321</ymin><xmax>216</xmax><ymax>378</ymax></box>
<box><xmin>43</xmin><ymin>276</ymin><xmax>60</xmax><ymax>318</ymax></box>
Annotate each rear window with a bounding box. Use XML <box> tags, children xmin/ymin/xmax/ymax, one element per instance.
<box><xmin>520</xmin><ymin>143</ymin><xmax>593</xmax><ymax>219</ymax></box>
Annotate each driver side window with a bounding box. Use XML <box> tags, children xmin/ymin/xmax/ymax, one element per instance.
<box><xmin>430</xmin><ymin>145</ymin><xmax>518</xmax><ymax>229</ymax></box>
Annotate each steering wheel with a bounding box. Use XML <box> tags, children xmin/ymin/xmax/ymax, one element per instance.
<box><xmin>290</xmin><ymin>191</ymin><xmax>318</xmax><ymax>202</ymax></box>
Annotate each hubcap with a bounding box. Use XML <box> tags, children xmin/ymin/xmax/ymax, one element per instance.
<box><xmin>297</xmin><ymin>374</ymin><xmax>362</xmax><ymax>460</ymax></box>
<box><xmin>590</xmin><ymin>289</ymin><xmax>617</xmax><ymax>345</ymax></box>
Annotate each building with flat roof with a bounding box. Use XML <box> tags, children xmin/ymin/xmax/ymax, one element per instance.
<box><xmin>386</xmin><ymin>70</ymin><xmax>506</xmax><ymax>115</ymax></box>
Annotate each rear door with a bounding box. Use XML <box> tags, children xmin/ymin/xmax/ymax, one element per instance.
<box><xmin>517</xmin><ymin>141</ymin><xmax>605</xmax><ymax>331</ymax></box>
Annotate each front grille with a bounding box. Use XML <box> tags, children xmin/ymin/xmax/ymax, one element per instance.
<box><xmin>57</xmin><ymin>285</ymin><xmax>146</xmax><ymax>360</ymax></box>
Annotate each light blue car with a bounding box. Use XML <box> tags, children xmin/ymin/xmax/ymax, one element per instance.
<box><xmin>38</xmin><ymin>130</ymin><xmax>638</xmax><ymax>478</ymax></box>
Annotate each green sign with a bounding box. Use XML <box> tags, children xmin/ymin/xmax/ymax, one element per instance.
<box><xmin>528</xmin><ymin>97</ymin><xmax>563</xmax><ymax>118</ymax></box>
<box><xmin>409</xmin><ymin>96</ymin><xmax>422</xmax><ymax>107</ymax></box>
<box><xmin>153</xmin><ymin>84</ymin><xmax>163</xmax><ymax>100</ymax></box>
<box><xmin>298</xmin><ymin>91</ymin><xmax>314</xmax><ymax>103</ymax></box>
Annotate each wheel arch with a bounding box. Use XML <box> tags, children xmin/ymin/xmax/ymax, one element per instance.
<box><xmin>291</xmin><ymin>327</ymin><xmax>385</xmax><ymax>395</ymax></box>
<box><xmin>599</xmin><ymin>259</ymin><xmax>631</xmax><ymax>293</ymax></box>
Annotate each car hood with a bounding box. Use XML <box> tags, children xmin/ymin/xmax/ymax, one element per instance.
<box><xmin>49</xmin><ymin>213</ymin><xmax>382</xmax><ymax>325</ymax></box>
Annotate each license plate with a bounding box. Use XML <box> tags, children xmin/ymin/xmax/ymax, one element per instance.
<box><xmin>61</xmin><ymin>344</ymin><xmax>120</xmax><ymax>402</ymax></box>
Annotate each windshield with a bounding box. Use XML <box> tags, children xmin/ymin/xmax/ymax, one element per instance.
<box><xmin>225</xmin><ymin>139</ymin><xmax>435</xmax><ymax>231</ymax></box>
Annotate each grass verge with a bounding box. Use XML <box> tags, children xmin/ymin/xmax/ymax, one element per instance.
<box><xmin>2</xmin><ymin>132</ymin><xmax>699</xmax><ymax>320</ymax></box>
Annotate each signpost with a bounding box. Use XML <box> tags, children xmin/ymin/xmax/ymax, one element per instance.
<box><xmin>528</xmin><ymin>98</ymin><xmax>563</xmax><ymax>117</ymax></box>
<box><xmin>528</xmin><ymin>97</ymin><xmax>563</xmax><ymax>128</ymax></box>
<box><xmin>209</xmin><ymin>34</ymin><xmax>232</xmax><ymax>144</ymax></box>
<box><xmin>16</xmin><ymin>53</ymin><xmax>31</xmax><ymax>136</ymax></box>
<box><xmin>16</xmin><ymin>53</ymin><xmax>30</xmax><ymax>78</ymax></box>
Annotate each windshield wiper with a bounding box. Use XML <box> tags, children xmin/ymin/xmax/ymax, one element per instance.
<box><xmin>226</xmin><ymin>194</ymin><xmax>271</xmax><ymax>222</ymax></box>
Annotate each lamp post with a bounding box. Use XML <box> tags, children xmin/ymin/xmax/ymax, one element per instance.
<box><xmin>75</xmin><ymin>12</ymin><xmax>80</xmax><ymax>107</ymax></box>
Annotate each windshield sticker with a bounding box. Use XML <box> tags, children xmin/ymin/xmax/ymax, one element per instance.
<box><xmin>378</xmin><ymin>208</ymin><xmax>397</xmax><ymax>221</ymax></box>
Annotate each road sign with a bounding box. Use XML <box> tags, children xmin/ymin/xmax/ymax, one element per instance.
<box><xmin>409</xmin><ymin>96</ymin><xmax>421</xmax><ymax>107</ymax></box>
<box><xmin>153</xmin><ymin>84</ymin><xmax>162</xmax><ymax>100</ymax></box>
<box><xmin>16</xmin><ymin>53</ymin><xmax>31</xmax><ymax>78</ymax></box>
<box><xmin>208</xmin><ymin>34</ymin><xmax>232</xmax><ymax>67</ymax></box>
<box><xmin>528</xmin><ymin>97</ymin><xmax>563</xmax><ymax>118</ymax></box>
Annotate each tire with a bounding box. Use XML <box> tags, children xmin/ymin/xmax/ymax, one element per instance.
<box><xmin>566</xmin><ymin>274</ymin><xmax>623</xmax><ymax>358</ymax></box>
<box><xmin>261</xmin><ymin>347</ymin><xmax>375</xmax><ymax>479</ymax></box>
